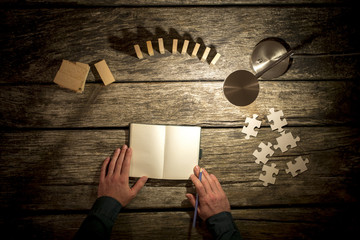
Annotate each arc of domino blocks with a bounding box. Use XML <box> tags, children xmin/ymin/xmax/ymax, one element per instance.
<box><xmin>133</xmin><ymin>39</ymin><xmax>221</xmax><ymax>65</ymax></box>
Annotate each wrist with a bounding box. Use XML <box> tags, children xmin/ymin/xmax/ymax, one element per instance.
<box><xmin>91</xmin><ymin>196</ymin><xmax>122</xmax><ymax>222</ymax></box>
<box><xmin>206</xmin><ymin>211</ymin><xmax>237</xmax><ymax>233</ymax></box>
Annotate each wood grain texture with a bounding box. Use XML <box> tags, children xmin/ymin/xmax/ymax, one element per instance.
<box><xmin>1</xmin><ymin>7</ymin><xmax>359</xmax><ymax>84</ymax></box>
<box><xmin>0</xmin><ymin>81</ymin><xmax>358</xmax><ymax>128</ymax></box>
<box><xmin>1</xmin><ymin>3</ymin><xmax>360</xmax><ymax>240</ymax></box>
<box><xmin>3</xmin><ymin>0</ymin><xmax>352</xmax><ymax>6</ymax></box>
<box><xmin>1</xmin><ymin>127</ymin><xmax>359</xmax><ymax>211</ymax></box>
<box><xmin>1</xmin><ymin>207</ymin><xmax>358</xmax><ymax>240</ymax></box>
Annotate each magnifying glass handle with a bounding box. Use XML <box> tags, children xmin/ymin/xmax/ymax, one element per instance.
<box><xmin>255</xmin><ymin>50</ymin><xmax>294</xmax><ymax>79</ymax></box>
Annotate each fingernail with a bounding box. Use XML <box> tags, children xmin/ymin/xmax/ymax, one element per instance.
<box><xmin>194</xmin><ymin>165</ymin><xmax>200</xmax><ymax>171</ymax></box>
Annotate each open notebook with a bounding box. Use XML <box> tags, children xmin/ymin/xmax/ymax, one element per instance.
<box><xmin>129</xmin><ymin>123</ymin><xmax>201</xmax><ymax>180</ymax></box>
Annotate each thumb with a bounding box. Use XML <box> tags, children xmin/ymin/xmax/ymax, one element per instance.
<box><xmin>186</xmin><ymin>193</ymin><xmax>196</xmax><ymax>207</ymax></box>
<box><xmin>186</xmin><ymin>194</ymin><xmax>202</xmax><ymax>217</ymax></box>
<box><xmin>131</xmin><ymin>176</ymin><xmax>148</xmax><ymax>195</ymax></box>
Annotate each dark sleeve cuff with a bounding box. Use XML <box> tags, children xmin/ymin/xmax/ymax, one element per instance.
<box><xmin>89</xmin><ymin>196</ymin><xmax>122</xmax><ymax>222</ymax></box>
<box><xmin>206</xmin><ymin>211</ymin><xmax>242</xmax><ymax>240</ymax></box>
<box><xmin>74</xmin><ymin>196</ymin><xmax>122</xmax><ymax>240</ymax></box>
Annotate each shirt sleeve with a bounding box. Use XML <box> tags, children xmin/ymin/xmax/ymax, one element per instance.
<box><xmin>206</xmin><ymin>211</ymin><xmax>242</xmax><ymax>240</ymax></box>
<box><xmin>73</xmin><ymin>196</ymin><xmax>122</xmax><ymax>240</ymax></box>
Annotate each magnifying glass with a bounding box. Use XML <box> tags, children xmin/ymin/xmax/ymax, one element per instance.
<box><xmin>223</xmin><ymin>40</ymin><xmax>294</xmax><ymax>106</ymax></box>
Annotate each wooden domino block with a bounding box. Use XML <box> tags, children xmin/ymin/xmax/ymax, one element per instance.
<box><xmin>158</xmin><ymin>38</ymin><xmax>165</xmax><ymax>54</ymax></box>
<box><xmin>94</xmin><ymin>59</ymin><xmax>115</xmax><ymax>86</ymax></box>
<box><xmin>134</xmin><ymin>44</ymin><xmax>143</xmax><ymax>59</ymax></box>
<box><xmin>53</xmin><ymin>60</ymin><xmax>89</xmax><ymax>93</ymax></box>
<box><xmin>210</xmin><ymin>53</ymin><xmax>221</xmax><ymax>65</ymax></box>
<box><xmin>181</xmin><ymin>40</ymin><xmax>189</xmax><ymax>55</ymax></box>
<box><xmin>191</xmin><ymin>43</ymin><xmax>200</xmax><ymax>57</ymax></box>
<box><xmin>146</xmin><ymin>41</ymin><xmax>154</xmax><ymax>56</ymax></box>
<box><xmin>201</xmin><ymin>47</ymin><xmax>211</xmax><ymax>62</ymax></box>
<box><xmin>75</xmin><ymin>62</ymin><xmax>90</xmax><ymax>92</ymax></box>
<box><xmin>172</xmin><ymin>39</ymin><xmax>178</xmax><ymax>54</ymax></box>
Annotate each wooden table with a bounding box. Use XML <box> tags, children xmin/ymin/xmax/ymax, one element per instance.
<box><xmin>1</xmin><ymin>1</ymin><xmax>360</xmax><ymax>239</ymax></box>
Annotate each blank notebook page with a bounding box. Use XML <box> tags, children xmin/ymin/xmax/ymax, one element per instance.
<box><xmin>130</xmin><ymin>124</ymin><xmax>165</xmax><ymax>179</ymax></box>
<box><xmin>163</xmin><ymin>126</ymin><xmax>201</xmax><ymax>179</ymax></box>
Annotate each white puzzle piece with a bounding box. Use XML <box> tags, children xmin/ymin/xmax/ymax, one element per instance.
<box><xmin>267</xmin><ymin>108</ymin><xmax>287</xmax><ymax>132</ymax></box>
<box><xmin>285</xmin><ymin>156</ymin><xmax>309</xmax><ymax>177</ymax></box>
<box><xmin>273</xmin><ymin>131</ymin><xmax>300</xmax><ymax>153</ymax></box>
<box><xmin>259</xmin><ymin>163</ymin><xmax>279</xmax><ymax>186</ymax></box>
<box><xmin>242</xmin><ymin>114</ymin><xmax>261</xmax><ymax>139</ymax></box>
<box><xmin>253</xmin><ymin>142</ymin><xmax>274</xmax><ymax>165</ymax></box>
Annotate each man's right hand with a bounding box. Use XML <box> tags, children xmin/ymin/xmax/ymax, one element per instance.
<box><xmin>186</xmin><ymin>165</ymin><xmax>231</xmax><ymax>220</ymax></box>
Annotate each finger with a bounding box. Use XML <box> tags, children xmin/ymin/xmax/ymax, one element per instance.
<box><xmin>120</xmin><ymin>147</ymin><xmax>132</xmax><ymax>178</ymax></box>
<box><xmin>100</xmin><ymin>157</ymin><xmax>110</xmax><ymax>181</ymax></box>
<box><xmin>185</xmin><ymin>193</ymin><xmax>196</xmax><ymax>207</ymax></box>
<box><xmin>114</xmin><ymin>145</ymin><xmax>127</xmax><ymax>175</ymax></box>
<box><xmin>108</xmin><ymin>148</ymin><xmax>120</xmax><ymax>175</ymax></box>
<box><xmin>190</xmin><ymin>174</ymin><xmax>206</xmax><ymax>196</ymax></box>
<box><xmin>209</xmin><ymin>174</ymin><xmax>222</xmax><ymax>193</ymax></box>
<box><xmin>193</xmin><ymin>165</ymin><xmax>200</xmax><ymax>177</ymax></box>
<box><xmin>203</xmin><ymin>169</ymin><xmax>217</xmax><ymax>192</ymax></box>
<box><xmin>186</xmin><ymin>193</ymin><xmax>202</xmax><ymax>217</ymax></box>
<box><xmin>131</xmin><ymin>176</ymin><xmax>148</xmax><ymax>196</ymax></box>
<box><xmin>199</xmin><ymin>168</ymin><xmax>215</xmax><ymax>193</ymax></box>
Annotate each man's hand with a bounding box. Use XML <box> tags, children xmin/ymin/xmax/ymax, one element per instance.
<box><xmin>97</xmin><ymin>145</ymin><xmax>148</xmax><ymax>206</ymax></box>
<box><xmin>186</xmin><ymin>165</ymin><xmax>231</xmax><ymax>220</ymax></box>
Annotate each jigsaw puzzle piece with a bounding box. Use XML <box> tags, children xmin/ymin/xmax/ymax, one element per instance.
<box><xmin>267</xmin><ymin>108</ymin><xmax>287</xmax><ymax>132</ymax></box>
<box><xmin>253</xmin><ymin>142</ymin><xmax>274</xmax><ymax>164</ymax></box>
<box><xmin>273</xmin><ymin>131</ymin><xmax>300</xmax><ymax>153</ymax></box>
<box><xmin>259</xmin><ymin>163</ymin><xmax>279</xmax><ymax>186</ymax></box>
<box><xmin>285</xmin><ymin>156</ymin><xmax>309</xmax><ymax>177</ymax></box>
<box><xmin>242</xmin><ymin>114</ymin><xmax>261</xmax><ymax>139</ymax></box>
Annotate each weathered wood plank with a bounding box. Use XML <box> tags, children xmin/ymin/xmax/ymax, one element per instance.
<box><xmin>2</xmin><ymin>0</ymin><xmax>349</xmax><ymax>6</ymax></box>
<box><xmin>0</xmin><ymin>81</ymin><xmax>358</xmax><ymax>128</ymax></box>
<box><xmin>1</xmin><ymin>207</ymin><xmax>358</xmax><ymax>239</ymax></box>
<box><xmin>1</xmin><ymin>127</ymin><xmax>359</xmax><ymax>210</ymax></box>
<box><xmin>1</xmin><ymin>7</ymin><xmax>359</xmax><ymax>83</ymax></box>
